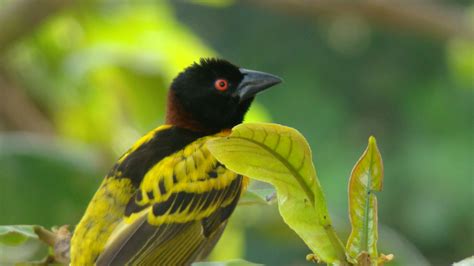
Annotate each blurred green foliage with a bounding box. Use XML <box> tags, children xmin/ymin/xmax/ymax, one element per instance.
<box><xmin>0</xmin><ymin>0</ymin><xmax>472</xmax><ymax>265</ymax></box>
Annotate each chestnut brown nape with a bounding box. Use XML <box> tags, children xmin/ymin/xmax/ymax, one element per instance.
<box><xmin>165</xmin><ymin>90</ymin><xmax>209</xmax><ymax>133</ymax></box>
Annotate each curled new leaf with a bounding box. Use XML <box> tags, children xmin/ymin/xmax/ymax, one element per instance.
<box><xmin>346</xmin><ymin>136</ymin><xmax>384</xmax><ymax>264</ymax></box>
<box><xmin>207</xmin><ymin>123</ymin><xmax>346</xmax><ymax>264</ymax></box>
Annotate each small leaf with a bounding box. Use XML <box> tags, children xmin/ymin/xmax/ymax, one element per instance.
<box><xmin>0</xmin><ymin>225</ymin><xmax>72</xmax><ymax>264</ymax></box>
<box><xmin>0</xmin><ymin>225</ymin><xmax>39</xmax><ymax>246</ymax></box>
<box><xmin>0</xmin><ymin>225</ymin><xmax>48</xmax><ymax>264</ymax></box>
<box><xmin>346</xmin><ymin>136</ymin><xmax>384</xmax><ymax>264</ymax></box>
<box><xmin>207</xmin><ymin>123</ymin><xmax>346</xmax><ymax>264</ymax></box>
<box><xmin>377</xmin><ymin>253</ymin><xmax>394</xmax><ymax>265</ymax></box>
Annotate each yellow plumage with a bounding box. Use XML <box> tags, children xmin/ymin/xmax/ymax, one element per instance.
<box><xmin>71</xmin><ymin>177</ymin><xmax>134</xmax><ymax>265</ymax></box>
<box><xmin>70</xmin><ymin>125</ymin><xmax>247</xmax><ymax>265</ymax></box>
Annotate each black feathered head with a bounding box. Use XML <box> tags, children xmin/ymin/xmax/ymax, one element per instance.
<box><xmin>166</xmin><ymin>58</ymin><xmax>281</xmax><ymax>132</ymax></box>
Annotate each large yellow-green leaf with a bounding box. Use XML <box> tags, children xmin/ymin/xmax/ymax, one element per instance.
<box><xmin>346</xmin><ymin>136</ymin><xmax>383</xmax><ymax>264</ymax></box>
<box><xmin>207</xmin><ymin>123</ymin><xmax>346</xmax><ymax>264</ymax></box>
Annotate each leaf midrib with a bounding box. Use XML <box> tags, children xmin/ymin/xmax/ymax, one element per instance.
<box><xmin>362</xmin><ymin>146</ymin><xmax>375</xmax><ymax>252</ymax></box>
<box><xmin>232</xmin><ymin>136</ymin><xmax>315</xmax><ymax>205</ymax></box>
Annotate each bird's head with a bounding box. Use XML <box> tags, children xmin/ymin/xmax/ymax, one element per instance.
<box><xmin>166</xmin><ymin>58</ymin><xmax>281</xmax><ymax>132</ymax></box>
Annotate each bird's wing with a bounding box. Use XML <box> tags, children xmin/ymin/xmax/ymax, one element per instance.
<box><xmin>96</xmin><ymin>135</ymin><xmax>244</xmax><ymax>266</ymax></box>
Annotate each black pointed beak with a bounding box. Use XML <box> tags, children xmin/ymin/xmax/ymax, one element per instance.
<box><xmin>236</xmin><ymin>68</ymin><xmax>282</xmax><ymax>102</ymax></box>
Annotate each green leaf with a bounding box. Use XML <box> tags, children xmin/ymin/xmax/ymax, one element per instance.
<box><xmin>0</xmin><ymin>225</ymin><xmax>72</xmax><ymax>264</ymax></box>
<box><xmin>207</xmin><ymin>123</ymin><xmax>346</xmax><ymax>264</ymax></box>
<box><xmin>192</xmin><ymin>259</ymin><xmax>262</xmax><ymax>266</ymax></box>
<box><xmin>0</xmin><ymin>225</ymin><xmax>49</xmax><ymax>265</ymax></box>
<box><xmin>239</xmin><ymin>187</ymin><xmax>276</xmax><ymax>206</ymax></box>
<box><xmin>0</xmin><ymin>225</ymin><xmax>38</xmax><ymax>246</ymax></box>
<box><xmin>346</xmin><ymin>136</ymin><xmax>384</xmax><ymax>264</ymax></box>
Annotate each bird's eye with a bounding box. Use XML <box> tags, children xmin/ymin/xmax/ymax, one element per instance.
<box><xmin>214</xmin><ymin>79</ymin><xmax>228</xmax><ymax>91</ymax></box>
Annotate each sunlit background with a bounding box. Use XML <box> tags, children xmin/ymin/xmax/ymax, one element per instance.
<box><xmin>0</xmin><ymin>0</ymin><xmax>473</xmax><ymax>265</ymax></box>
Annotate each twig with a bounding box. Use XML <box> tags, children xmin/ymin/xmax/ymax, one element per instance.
<box><xmin>35</xmin><ymin>225</ymin><xmax>71</xmax><ymax>264</ymax></box>
<box><xmin>0</xmin><ymin>69</ymin><xmax>54</xmax><ymax>134</ymax></box>
<box><xmin>241</xmin><ymin>0</ymin><xmax>474</xmax><ymax>40</ymax></box>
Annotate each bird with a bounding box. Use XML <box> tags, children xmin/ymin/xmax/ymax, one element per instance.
<box><xmin>70</xmin><ymin>58</ymin><xmax>281</xmax><ymax>265</ymax></box>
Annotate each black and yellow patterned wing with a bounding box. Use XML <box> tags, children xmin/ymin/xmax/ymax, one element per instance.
<box><xmin>71</xmin><ymin>125</ymin><xmax>210</xmax><ymax>265</ymax></box>
<box><xmin>96</xmin><ymin>133</ymin><xmax>245</xmax><ymax>266</ymax></box>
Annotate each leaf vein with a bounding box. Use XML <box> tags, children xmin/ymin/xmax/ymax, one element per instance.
<box><xmin>233</xmin><ymin>136</ymin><xmax>314</xmax><ymax>204</ymax></box>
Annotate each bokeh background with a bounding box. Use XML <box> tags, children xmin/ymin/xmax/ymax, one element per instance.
<box><xmin>0</xmin><ymin>0</ymin><xmax>473</xmax><ymax>265</ymax></box>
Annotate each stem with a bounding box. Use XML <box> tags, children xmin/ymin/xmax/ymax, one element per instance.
<box><xmin>34</xmin><ymin>226</ymin><xmax>56</xmax><ymax>246</ymax></box>
<box><xmin>325</xmin><ymin>225</ymin><xmax>351</xmax><ymax>265</ymax></box>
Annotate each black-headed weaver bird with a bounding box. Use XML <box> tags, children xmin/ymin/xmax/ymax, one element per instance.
<box><xmin>70</xmin><ymin>58</ymin><xmax>281</xmax><ymax>265</ymax></box>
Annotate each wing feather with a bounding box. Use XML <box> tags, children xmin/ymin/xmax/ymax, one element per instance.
<box><xmin>97</xmin><ymin>137</ymin><xmax>244</xmax><ymax>265</ymax></box>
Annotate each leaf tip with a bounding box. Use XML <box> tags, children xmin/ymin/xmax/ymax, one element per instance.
<box><xmin>368</xmin><ymin>136</ymin><xmax>377</xmax><ymax>146</ymax></box>
<box><xmin>368</xmin><ymin>136</ymin><xmax>381</xmax><ymax>156</ymax></box>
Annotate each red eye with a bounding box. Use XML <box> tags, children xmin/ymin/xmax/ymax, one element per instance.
<box><xmin>214</xmin><ymin>79</ymin><xmax>228</xmax><ymax>91</ymax></box>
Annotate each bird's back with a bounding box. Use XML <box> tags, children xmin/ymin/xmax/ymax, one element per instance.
<box><xmin>70</xmin><ymin>125</ymin><xmax>246</xmax><ymax>265</ymax></box>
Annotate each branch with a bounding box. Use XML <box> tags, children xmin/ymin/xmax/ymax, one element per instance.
<box><xmin>0</xmin><ymin>69</ymin><xmax>54</xmax><ymax>134</ymax></box>
<box><xmin>0</xmin><ymin>0</ymin><xmax>77</xmax><ymax>133</ymax></box>
<box><xmin>241</xmin><ymin>0</ymin><xmax>474</xmax><ymax>40</ymax></box>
